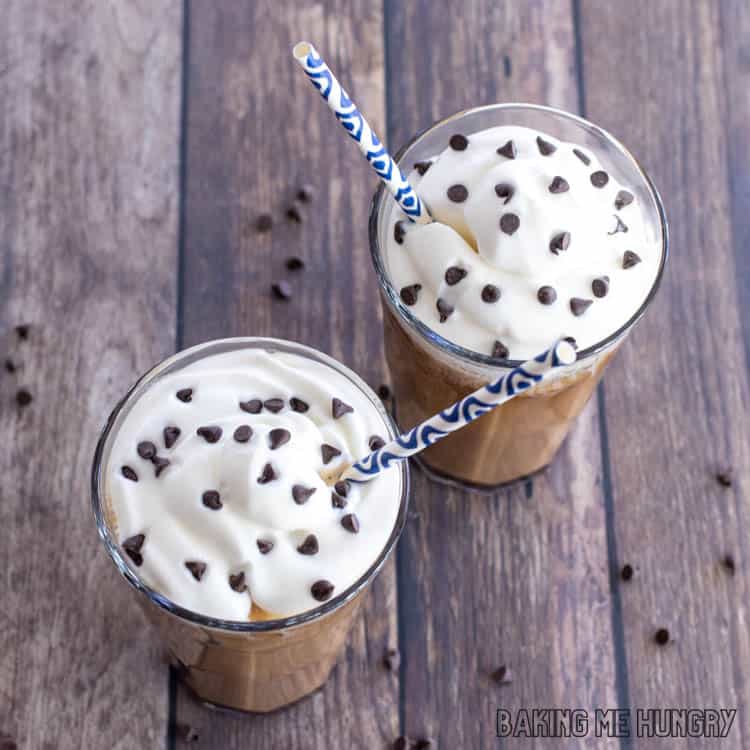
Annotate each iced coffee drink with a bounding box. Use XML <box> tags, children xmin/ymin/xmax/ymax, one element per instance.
<box><xmin>371</xmin><ymin>104</ymin><xmax>667</xmax><ymax>487</ymax></box>
<box><xmin>92</xmin><ymin>338</ymin><xmax>408</xmax><ymax>712</ymax></box>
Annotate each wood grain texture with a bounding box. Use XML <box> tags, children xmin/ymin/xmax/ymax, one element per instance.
<box><xmin>579</xmin><ymin>0</ymin><xmax>750</xmax><ymax>746</ymax></box>
<box><xmin>0</xmin><ymin>1</ymin><xmax>182</xmax><ymax>749</ymax></box>
<box><xmin>386</xmin><ymin>2</ymin><xmax>620</xmax><ymax>747</ymax></box>
<box><xmin>175</xmin><ymin>1</ymin><xmax>399</xmax><ymax>746</ymax></box>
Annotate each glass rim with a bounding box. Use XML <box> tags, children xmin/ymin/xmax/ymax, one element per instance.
<box><xmin>91</xmin><ymin>336</ymin><xmax>410</xmax><ymax>633</ymax></box>
<box><xmin>369</xmin><ymin>102</ymin><xmax>669</xmax><ymax>369</ymax></box>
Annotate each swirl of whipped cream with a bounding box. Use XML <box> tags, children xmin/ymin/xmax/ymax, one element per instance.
<box><xmin>384</xmin><ymin>125</ymin><xmax>661</xmax><ymax>360</ymax></box>
<box><xmin>106</xmin><ymin>347</ymin><xmax>402</xmax><ymax>620</ymax></box>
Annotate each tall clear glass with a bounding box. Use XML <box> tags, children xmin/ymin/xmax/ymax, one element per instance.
<box><xmin>92</xmin><ymin>338</ymin><xmax>410</xmax><ymax>712</ymax></box>
<box><xmin>370</xmin><ymin>104</ymin><xmax>668</xmax><ymax>489</ymax></box>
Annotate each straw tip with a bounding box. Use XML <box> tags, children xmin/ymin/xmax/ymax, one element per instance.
<box><xmin>293</xmin><ymin>41</ymin><xmax>313</xmax><ymax>60</ymax></box>
<box><xmin>555</xmin><ymin>339</ymin><xmax>577</xmax><ymax>366</ymax></box>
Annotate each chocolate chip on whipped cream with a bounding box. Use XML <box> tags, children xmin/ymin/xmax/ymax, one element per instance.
<box><xmin>292</xmin><ymin>484</ymin><xmax>316</xmax><ymax>505</ymax></box>
<box><xmin>176</xmin><ymin>388</ymin><xmax>193</xmax><ymax>403</ymax></box>
<box><xmin>163</xmin><ymin>426</ymin><xmax>181</xmax><ymax>449</ymax></box>
<box><xmin>197</xmin><ymin>425</ymin><xmax>222</xmax><ymax>443</ymax></box>
<box><xmin>233</xmin><ymin>424</ymin><xmax>252</xmax><ymax>443</ymax></box>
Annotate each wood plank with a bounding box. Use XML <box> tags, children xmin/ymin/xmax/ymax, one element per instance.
<box><xmin>579</xmin><ymin>0</ymin><xmax>750</xmax><ymax>745</ymax></box>
<box><xmin>0</xmin><ymin>2</ymin><xmax>182</xmax><ymax>748</ymax></box>
<box><xmin>385</xmin><ymin>2</ymin><xmax>621</xmax><ymax>747</ymax></box>
<box><xmin>175</xmin><ymin>1</ymin><xmax>398</xmax><ymax>746</ymax></box>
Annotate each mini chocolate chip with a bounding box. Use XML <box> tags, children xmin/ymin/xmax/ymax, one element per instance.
<box><xmin>311</xmin><ymin>579</ymin><xmax>334</xmax><ymax>602</ymax></box>
<box><xmin>341</xmin><ymin>513</ymin><xmax>360</xmax><ymax>533</ymax></box>
<box><xmin>414</xmin><ymin>739</ymin><xmax>433</xmax><ymax>750</ymax></box>
<box><xmin>592</xmin><ymin>276</ymin><xmax>610</xmax><ymax>298</ymax></box>
<box><xmin>176</xmin><ymin>388</ymin><xmax>193</xmax><ymax>403</ymax></box>
<box><xmin>492</xmin><ymin>340</ymin><xmax>509</xmax><ymax>359</ymax></box>
<box><xmin>716</xmin><ymin>466</ymin><xmax>733</xmax><ymax>487</ymax></box>
<box><xmin>563</xmin><ymin>336</ymin><xmax>578</xmax><ymax>349</ymax></box>
<box><xmin>15</xmin><ymin>389</ymin><xmax>32</xmax><ymax>407</ymax></box>
<box><xmin>436</xmin><ymin>298</ymin><xmax>454</xmax><ymax>323</ymax></box>
<box><xmin>494</xmin><ymin>183</ymin><xmax>514</xmax><ymax>204</ymax></box>
<box><xmin>722</xmin><ymin>554</ymin><xmax>736</xmax><ymax>576</ymax></box>
<box><xmin>400</xmin><ymin>284</ymin><xmax>422</xmax><ymax>306</ymax></box>
<box><xmin>15</xmin><ymin>324</ymin><xmax>29</xmax><ymax>340</ymax></box>
<box><xmin>257</xmin><ymin>539</ymin><xmax>274</xmax><ymax>554</ymax></box>
<box><xmin>290</xmin><ymin>396</ymin><xmax>309</xmax><ymax>413</ymax></box>
<box><xmin>500</xmin><ymin>213</ymin><xmax>520</xmax><ymax>235</ymax></box>
<box><xmin>383</xmin><ymin>648</ymin><xmax>400</xmax><ymax>672</ymax></box>
<box><xmin>497</xmin><ymin>140</ymin><xmax>517</xmax><ymax>159</ymax></box>
<box><xmin>621</xmin><ymin>564</ymin><xmax>634</xmax><ymax>581</ymax></box>
<box><xmin>413</xmin><ymin>160</ymin><xmax>432</xmax><ymax>175</ymax></box>
<box><xmin>481</xmin><ymin>284</ymin><xmax>501</xmax><ymax>303</ymax></box>
<box><xmin>331</xmin><ymin>491</ymin><xmax>348</xmax><ymax>509</ymax></box>
<box><xmin>4</xmin><ymin>359</ymin><xmax>16</xmax><ymax>373</ymax></box>
<box><xmin>233</xmin><ymin>424</ymin><xmax>252</xmax><ymax>443</ymax></box>
<box><xmin>393</xmin><ymin>738</ymin><xmax>409</xmax><ymax>750</ymax></box>
<box><xmin>332</xmin><ymin>397</ymin><xmax>354</xmax><ymax>419</ymax></box>
<box><xmin>240</xmin><ymin>399</ymin><xmax>263</xmax><ymax>414</ymax></box>
<box><xmin>123</xmin><ymin>534</ymin><xmax>145</xmax><ymax>566</ymax></box>
<box><xmin>548</xmin><ymin>176</ymin><xmax>569</xmax><ymax>194</ymax></box>
<box><xmin>377</xmin><ymin>384</ymin><xmax>391</xmax><ymax>400</ymax></box>
<box><xmin>608</xmin><ymin>215</ymin><xmax>628</xmax><ymax>235</ymax></box>
<box><xmin>163</xmin><ymin>426</ymin><xmax>181</xmax><ymax>449</ymax></box>
<box><xmin>137</xmin><ymin>441</ymin><xmax>157</xmax><ymax>460</ymax></box>
<box><xmin>447</xmin><ymin>184</ymin><xmax>468</xmax><ymax>203</ymax></box>
<box><xmin>197</xmin><ymin>425</ymin><xmax>222</xmax><ymax>443</ymax></box>
<box><xmin>286</xmin><ymin>204</ymin><xmax>303</xmax><ymax>223</ymax></box>
<box><xmin>444</xmin><ymin>266</ymin><xmax>468</xmax><ymax>285</ymax></box>
<box><xmin>537</xmin><ymin>286</ymin><xmax>557</xmax><ymax>305</ymax></box>
<box><xmin>590</xmin><ymin>170</ymin><xmax>609</xmax><ymax>188</ymax></box>
<box><xmin>257</xmin><ymin>463</ymin><xmax>277</xmax><ymax>484</ymax></box>
<box><xmin>549</xmin><ymin>231</ymin><xmax>571</xmax><ymax>255</ymax></box>
<box><xmin>202</xmin><ymin>490</ymin><xmax>222</xmax><ymax>510</ymax></box>
<box><xmin>615</xmin><ymin>190</ymin><xmax>635</xmax><ymax>210</ymax></box>
<box><xmin>286</xmin><ymin>256</ymin><xmax>305</xmax><ymax>270</ymax></box>
<box><xmin>369</xmin><ymin>435</ymin><xmax>386</xmax><ymax>451</ymax></box>
<box><xmin>654</xmin><ymin>628</ymin><xmax>670</xmax><ymax>646</ymax></box>
<box><xmin>449</xmin><ymin>133</ymin><xmax>468</xmax><ymax>151</ymax></box>
<box><xmin>264</xmin><ymin>398</ymin><xmax>284</xmax><ymax>413</ymax></box>
<box><xmin>177</xmin><ymin>724</ymin><xmax>200</xmax><ymax>743</ymax></box>
<box><xmin>573</xmin><ymin>148</ymin><xmax>591</xmax><ymax>165</ymax></box>
<box><xmin>570</xmin><ymin>298</ymin><xmax>593</xmax><ymax>316</ymax></box>
<box><xmin>536</xmin><ymin>135</ymin><xmax>557</xmax><ymax>155</ymax></box>
<box><xmin>394</xmin><ymin>220</ymin><xmax>406</xmax><ymax>245</ymax></box>
<box><xmin>185</xmin><ymin>561</ymin><xmax>206</xmax><ymax>581</ymax></box>
<box><xmin>152</xmin><ymin>456</ymin><xmax>170</xmax><ymax>477</ymax></box>
<box><xmin>272</xmin><ymin>280</ymin><xmax>292</xmax><ymax>300</ymax></box>
<box><xmin>268</xmin><ymin>428</ymin><xmax>291</xmax><ymax>450</ymax></box>
<box><xmin>297</xmin><ymin>534</ymin><xmax>319</xmax><ymax>555</ymax></box>
<box><xmin>296</xmin><ymin>184</ymin><xmax>313</xmax><ymax>203</ymax></box>
<box><xmin>334</xmin><ymin>480</ymin><xmax>350</xmax><ymax>498</ymax></box>
<box><xmin>492</xmin><ymin>664</ymin><xmax>513</xmax><ymax>684</ymax></box>
<box><xmin>622</xmin><ymin>250</ymin><xmax>642</xmax><ymax>269</ymax></box>
<box><xmin>122</xmin><ymin>466</ymin><xmax>138</xmax><ymax>482</ymax></box>
<box><xmin>292</xmin><ymin>484</ymin><xmax>317</xmax><ymax>505</ymax></box>
<box><xmin>321</xmin><ymin>443</ymin><xmax>342</xmax><ymax>464</ymax></box>
<box><xmin>229</xmin><ymin>572</ymin><xmax>247</xmax><ymax>593</ymax></box>
<box><xmin>255</xmin><ymin>213</ymin><xmax>273</xmax><ymax>233</ymax></box>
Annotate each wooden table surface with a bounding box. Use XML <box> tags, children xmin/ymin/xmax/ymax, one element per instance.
<box><xmin>2</xmin><ymin>1</ymin><xmax>749</xmax><ymax>748</ymax></box>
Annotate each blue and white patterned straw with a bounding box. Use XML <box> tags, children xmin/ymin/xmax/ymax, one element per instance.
<box><xmin>340</xmin><ymin>340</ymin><xmax>577</xmax><ymax>483</ymax></box>
<box><xmin>293</xmin><ymin>41</ymin><xmax>431</xmax><ymax>224</ymax></box>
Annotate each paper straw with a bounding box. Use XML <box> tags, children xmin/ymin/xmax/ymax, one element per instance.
<box><xmin>340</xmin><ymin>340</ymin><xmax>577</xmax><ymax>483</ymax></box>
<box><xmin>293</xmin><ymin>41</ymin><xmax>431</xmax><ymax>224</ymax></box>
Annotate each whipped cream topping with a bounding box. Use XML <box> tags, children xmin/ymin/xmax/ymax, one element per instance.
<box><xmin>106</xmin><ymin>347</ymin><xmax>402</xmax><ymax>621</ymax></box>
<box><xmin>384</xmin><ymin>125</ymin><xmax>661</xmax><ymax>360</ymax></box>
